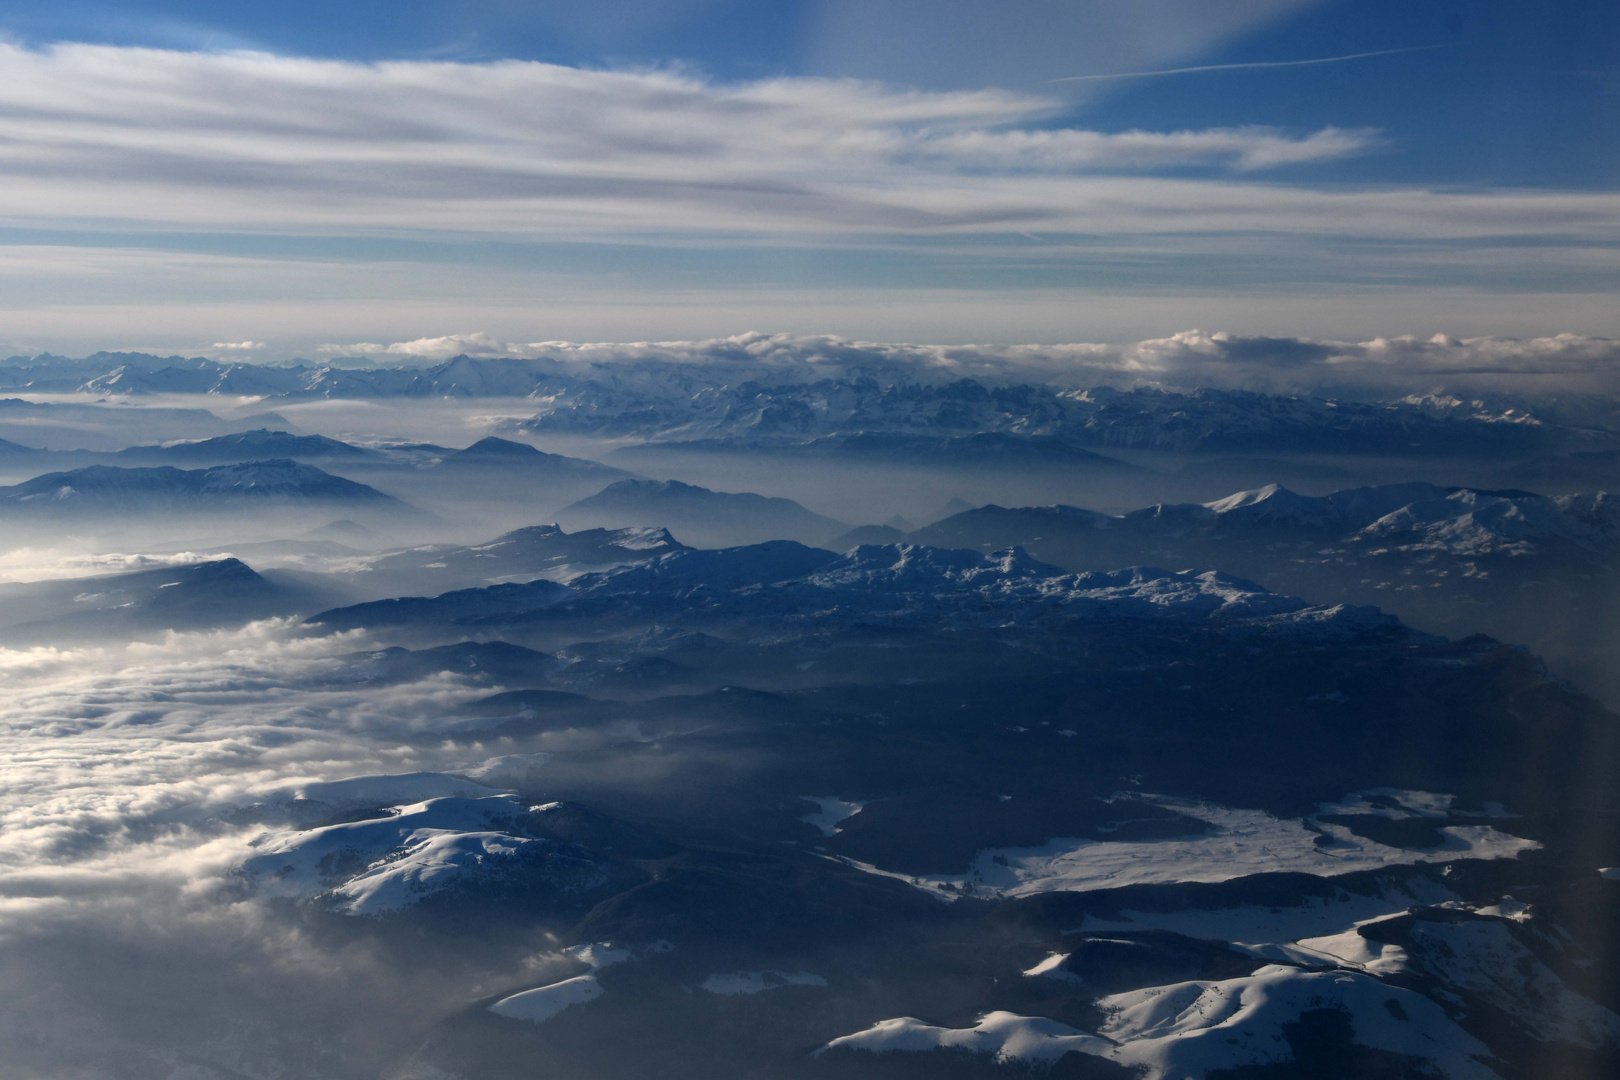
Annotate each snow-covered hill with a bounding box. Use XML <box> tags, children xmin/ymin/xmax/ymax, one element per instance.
<box><xmin>240</xmin><ymin>792</ymin><xmax>611</xmax><ymax>915</ymax></box>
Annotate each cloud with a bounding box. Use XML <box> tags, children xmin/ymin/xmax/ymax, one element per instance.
<box><xmin>0</xmin><ymin>43</ymin><xmax>1609</xmax><ymax>347</ymax></box>
<box><xmin>1050</xmin><ymin>44</ymin><xmax>1450</xmax><ymax>83</ymax></box>
<box><xmin>319</xmin><ymin>331</ymin><xmax>526</xmax><ymax>360</ymax></box>
<box><xmin>0</xmin><ymin>41</ymin><xmax>1596</xmax><ymax>246</ymax></box>
<box><xmin>211</xmin><ymin>340</ymin><xmax>264</xmax><ymax>351</ymax></box>
<box><xmin>915</xmin><ymin>125</ymin><xmax>1377</xmax><ymax>172</ymax></box>
<box><xmin>0</xmin><ymin>621</ymin><xmax>499</xmax><ymax>923</ymax></box>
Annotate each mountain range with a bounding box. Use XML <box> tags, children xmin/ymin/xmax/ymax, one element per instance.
<box><xmin>4</xmin><ymin>501</ymin><xmax>1618</xmax><ymax>1077</ymax></box>
<box><xmin>0</xmin><ymin>352</ymin><xmax>1601</xmax><ymax>460</ymax></box>
<box><xmin>5</xmin><ymin>353</ymin><xmax>1620</xmax><ymax>1079</ymax></box>
<box><xmin>266</xmin><ymin>532</ymin><xmax>1620</xmax><ymax>1079</ymax></box>
<box><xmin>608</xmin><ymin>431</ymin><xmax>1142</xmax><ymax>473</ymax></box>
<box><xmin>308</xmin><ymin>538</ymin><xmax>1397</xmax><ymax>643</ymax></box>
<box><xmin>904</xmin><ymin>481</ymin><xmax>1620</xmax><ymax>703</ymax></box>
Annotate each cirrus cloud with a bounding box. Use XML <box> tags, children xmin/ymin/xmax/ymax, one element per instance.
<box><xmin>0</xmin><ymin>41</ymin><xmax>1572</xmax><ymax>244</ymax></box>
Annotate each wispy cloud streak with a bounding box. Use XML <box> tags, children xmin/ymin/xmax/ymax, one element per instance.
<box><xmin>1051</xmin><ymin>44</ymin><xmax>1451</xmax><ymax>82</ymax></box>
<box><xmin>0</xmin><ymin>41</ymin><xmax>1579</xmax><ymax>245</ymax></box>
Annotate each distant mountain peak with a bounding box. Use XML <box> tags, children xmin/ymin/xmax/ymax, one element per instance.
<box><xmin>1203</xmin><ymin>482</ymin><xmax>1294</xmax><ymax>512</ymax></box>
<box><xmin>455</xmin><ymin>436</ymin><xmax>546</xmax><ymax>458</ymax></box>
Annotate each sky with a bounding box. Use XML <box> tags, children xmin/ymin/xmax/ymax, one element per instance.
<box><xmin>0</xmin><ymin>0</ymin><xmax>1614</xmax><ymax>358</ymax></box>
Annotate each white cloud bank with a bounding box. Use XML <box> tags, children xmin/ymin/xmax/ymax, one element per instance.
<box><xmin>320</xmin><ymin>332</ymin><xmax>523</xmax><ymax>359</ymax></box>
<box><xmin>0</xmin><ymin>42</ymin><xmax>1611</xmax><ymax>245</ymax></box>
<box><xmin>0</xmin><ymin>622</ymin><xmax>489</xmax><ymax>926</ymax></box>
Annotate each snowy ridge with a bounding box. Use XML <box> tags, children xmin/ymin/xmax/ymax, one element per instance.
<box><xmin>1202</xmin><ymin>482</ymin><xmax>1620</xmax><ymax>556</ymax></box>
<box><xmin>565</xmin><ymin>542</ymin><xmax>1401</xmax><ymax>639</ymax></box>
<box><xmin>928</xmin><ymin>481</ymin><xmax>1620</xmax><ymax>561</ymax></box>
<box><xmin>1390</xmin><ymin>914</ymin><xmax>1620</xmax><ymax>1047</ymax></box>
<box><xmin>238</xmin><ymin>793</ymin><xmax>607</xmax><ymax>915</ymax></box>
<box><xmin>1057</xmin><ymin>879</ymin><xmax>1620</xmax><ymax>1068</ymax></box>
<box><xmin>820</xmin><ymin>1012</ymin><xmax>1112</xmax><ymax>1065</ymax></box>
<box><xmin>315</xmin><ymin>527</ymin><xmax>1411</xmax><ymax>641</ymax></box>
<box><xmin>1354</xmin><ymin>488</ymin><xmax>1620</xmax><ymax>556</ymax></box>
<box><xmin>1093</xmin><ymin>965</ymin><xmax>1499</xmax><ymax>1079</ymax></box>
<box><xmin>823</xmin><ymin>967</ymin><xmax>1498</xmax><ymax>1079</ymax></box>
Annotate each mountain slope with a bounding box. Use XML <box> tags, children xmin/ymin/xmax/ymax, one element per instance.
<box><xmin>611</xmin><ymin>431</ymin><xmax>1140</xmax><ymax>472</ymax></box>
<box><xmin>560</xmin><ymin>478</ymin><xmax>846</xmax><ymax>547</ymax></box>
<box><xmin>0</xmin><ymin>459</ymin><xmax>406</xmax><ymax>514</ymax></box>
<box><xmin>0</xmin><ymin>557</ymin><xmax>324</xmax><ymax>639</ymax></box>
<box><xmin>352</xmin><ymin>522</ymin><xmax>685</xmax><ymax>596</ymax></box>
<box><xmin>112</xmin><ymin>429</ymin><xmax>380</xmax><ymax>466</ymax></box>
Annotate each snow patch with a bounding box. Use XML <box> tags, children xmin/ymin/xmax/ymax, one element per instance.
<box><xmin>488</xmin><ymin>975</ymin><xmax>603</xmax><ymax>1023</ymax></box>
<box><xmin>800</xmin><ymin>795</ymin><xmax>864</xmax><ymax>837</ymax></box>
<box><xmin>1023</xmin><ymin>952</ymin><xmax>1082</xmax><ymax>983</ymax></box>
<box><xmin>488</xmin><ymin>940</ymin><xmax>652</xmax><ymax>1025</ymax></box>
<box><xmin>838</xmin><ymin>795</ymin><xmax>1537</xmax><ymax>902</ymax></box>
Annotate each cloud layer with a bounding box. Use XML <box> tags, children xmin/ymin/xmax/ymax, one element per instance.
<box><xmin>0</xmin><ymin>623</ymin><xmax>491</xmax><ymax>926</ymax></box>
<box><xmin>0</xmin><ymin>41</ymin><xmax>1611</xmax><ymax>246</ymax></box>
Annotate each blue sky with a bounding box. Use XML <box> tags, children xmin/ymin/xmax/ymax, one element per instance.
<box><xmin>0</xmin><ymin>0</ymin><xmax>1614</xmax><ymax>357</ymax></box>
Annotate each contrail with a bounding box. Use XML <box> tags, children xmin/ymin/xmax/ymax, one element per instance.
<box><xmin>1051</xmin><ymin>44</ymin><xmax>1449</xmax><ymax>83</ymax></box>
